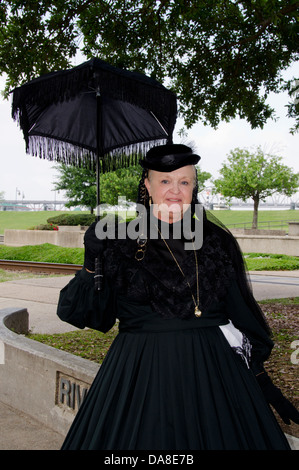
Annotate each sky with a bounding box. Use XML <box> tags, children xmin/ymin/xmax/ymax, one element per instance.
<box><xmin>0</xmin><ymin>60</ymin><xmax>298</xmax><ymax>202</ymax></box>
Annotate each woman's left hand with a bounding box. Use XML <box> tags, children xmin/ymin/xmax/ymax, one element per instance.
<box><xmin>256</xmin><ymin>370</ymin><xmax>299</xmax><ymax>425</ymax></box>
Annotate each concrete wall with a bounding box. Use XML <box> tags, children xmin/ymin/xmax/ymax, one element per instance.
<box><xmin>3</xmin><ymin>226</ymin><xmax>299</xmax><ymax>256</ymax></box>
<box><xmin>231</xmin><ymin>223</ymin><xmax>299</xmax><ymax>256</ymax></box>
<box><xmin>4</xmin><ymin>229</ymin><xmax>85</xmax><ymax>248</ymax></box>
<box><xmin>234</xmin><ymin>235</ymin><xmax>299</xmax><ymax>257</ymax></box>
<box><xmin>231</xmin><ymin>228</ymin><xmax>286</xmax><ymax>236</ymax></box>
<box><xmin>4</xmin><ymin>229</ymin><xmax>58</xmax><ymax>246</ymax></box>
<box><xmin>0</xmin><ymin>307</ymin><xmax>99</xmax><ymax>435</ymax></box>
<box><xmin>289</xmin><ymin>223</ymin><xmax>299</xmax><ymax>236</ymax></box>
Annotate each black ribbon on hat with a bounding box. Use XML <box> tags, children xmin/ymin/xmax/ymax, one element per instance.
<box><xmin>140</xmin><ymin>150</ymin><xmax>200</xmax><ymax>171</ymax></box>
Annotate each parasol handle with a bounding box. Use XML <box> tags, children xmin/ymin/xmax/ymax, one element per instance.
<box><xmin>94</xmin><ymin>256</ymin><xmax>103</xmax><ymax>291</ymax></box>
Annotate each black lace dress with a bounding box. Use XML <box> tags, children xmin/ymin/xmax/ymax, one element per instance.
<box><xmin>57</xmin><ymin>221</ymin><xmax>291</xmax><ymax>450</ymax></box>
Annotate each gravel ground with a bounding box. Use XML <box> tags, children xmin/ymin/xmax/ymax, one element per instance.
<box><xmin>261</xmin><ymin>302</ymin><xmax>299</xmax><ymax>438</ymax></box>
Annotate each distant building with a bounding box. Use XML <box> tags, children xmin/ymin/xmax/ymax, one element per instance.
<box><xmin>0</xmin><ymin>203</ymin><xmax>30</xmax><ymax>211</ymax></box>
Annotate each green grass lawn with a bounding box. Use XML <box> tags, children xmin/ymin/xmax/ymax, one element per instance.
<box><xmin>0</xmin><ymin>210</ymin><xmax>71</xmax><ymax>234</ymax></box>
<box><xmin>207</xmin><ymin>209</ymin><xmax>299</xmax><ymax>230</ymax></box>
<box><xmin>1</xmin><ymin>209</ymin><xmax>299</xmax><ymax>234</ymax></box>
<box><xmin>0</xmin><ymin>243</ymin><xmax>298</xmax><ymax>271</ymax></box>
<box><xmin>0</xmin><ymin>243</ymin><xmax>84</xmax><ymax>265</ymax></box>
<box><xmin>0</xmin><ymin>268</ymin><xmax>63</xmax><ymax>282</ymax></box>
<box><xmin>244</xmin><ymin>253</ymin><xmax>299</xmax><ymax>271</ymax></box>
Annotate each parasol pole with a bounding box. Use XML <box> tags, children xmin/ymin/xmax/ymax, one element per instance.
<box><xmin>94</xmin><ymin>88</ymin><xmax>103</xmax><ymax>290</ymax></box>
<box><xmin>96</xmin><ymin>91</ymin><xmax>101</xmax><ymax>218</ymax></box>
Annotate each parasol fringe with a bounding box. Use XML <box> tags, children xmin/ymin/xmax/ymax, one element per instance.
<box><xmin>11</xmin><ymin>58</ymin><xmax>177</xmax><ymax>173</ymax></box>
<box><xmin>12</xmin><ymin>58</ymin><xmax>177</xmax><ymax>128</ymax></box>
<box><xmin>27</xmin><ymin>135</ymin><xmax>167</xmax><ymax>173</ymax></box>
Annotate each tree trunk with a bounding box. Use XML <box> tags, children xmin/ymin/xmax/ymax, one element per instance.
<box><xmin>252</xmin><ymin>196</ymin><xmax>259</xmax><ymax>229</ymax></box>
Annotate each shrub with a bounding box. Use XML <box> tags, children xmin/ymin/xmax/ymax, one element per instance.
<box><xmin>47</xmin><ymin>212</ymin><xmax>125</xmax><ymax>227</ymax></box>
<box><xmin>35</xmin><ymin>223</ymin><xmax>59</xmax><ymax>231</ymax></box>
<box><xmin>47</xmin><ymin>213</ymin><xmax>96</xmax><ymax>226</ymax></box>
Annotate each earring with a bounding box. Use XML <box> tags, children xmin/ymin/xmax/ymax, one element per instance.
<box><xmin>135</xmin><ymin>180</ymin><xmax>148</xmax><ymax>261</ymax></box>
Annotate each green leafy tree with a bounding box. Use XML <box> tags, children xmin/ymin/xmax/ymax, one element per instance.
<box><xmin>1</xmin><ymin>1</ymin><xmax>298</xmax><ymax>131</ymax></box>
<box><xmin>213</xmin><ymin>147</ymin><xmax>299</xmax><ymax>229</ymax></box>
<box><xmin>100</xmin><ymin>165</ymin><xmax>141</xmax><ymax>206</ymax></box>
<box><xmin>53</xmin><ymin>163</ymin><xmax>142</xmax><ymax>212</ymax></box>
<box><xmin>53</xmin><ymin>164</ymin><xmax>97</xmax><ymax>213</ymax></box>
<box><xmin>196</xmin><ymin>168</ymin><xmax>212</xmax><ymax>192</ymax></box>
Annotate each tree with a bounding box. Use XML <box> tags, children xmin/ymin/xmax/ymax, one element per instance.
<box><xmin>100</xmin><ymin>166</ymin><xmax>141</xmax><ymax>206</ymax></box>
<box><xmin>53</xmin><ymin>163</ymin><xmax>142</xmax><ymax>212</ymax></box>
<box><xmin>196</xmin><ymin>168</ymin><xmax>212</xmax><ymax>192</ymax></box>
<box><xmin>213</xmin><ymin>147</ymin><xmax>299</xmax><ymax>229</ymax></box>
<box><xmin>53</xmin><ymin>164</ymin><xmax>97</xmax><ymax>213</ymax></box>
<box><xmin>1</xmin><ymin>1</ymin><xmax>298</xmax><ymax>131</ymax></box>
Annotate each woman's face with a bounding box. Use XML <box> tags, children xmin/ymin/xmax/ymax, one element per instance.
<box><xmin>144</xmin><ymin>165</ymin><xmax>196</xmax><ymax>222</ymax></box>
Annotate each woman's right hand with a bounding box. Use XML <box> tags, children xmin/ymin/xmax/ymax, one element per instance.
<box><xmin>83</xmin><ymin>222</ymin><xmax>107</xmax><ymax>272</ymax></box>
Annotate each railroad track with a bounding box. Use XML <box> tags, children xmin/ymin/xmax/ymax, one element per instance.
<box><xmin>0</xmin><ymin>259</ymin><xmax>82</xmax><ymax>274</ymax></box>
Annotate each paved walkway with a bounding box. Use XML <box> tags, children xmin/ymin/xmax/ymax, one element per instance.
<box><xmin>0</xmin><ymin>271</ymin><xmax>298</xmax><ymax>450</ymax></box>
<box><xmin>0</xmin><ymin>401</ymin><xmax>64</xmax><ymax>450</ymax></box>
<box><xmin>0</xmin><ymin>274</ymin><xmax>76</xmax><ymax>335</ymax></box>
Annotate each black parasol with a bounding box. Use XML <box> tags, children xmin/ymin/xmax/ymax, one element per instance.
<box><xmin>11</xmin><ymin>57</ymin><xmax>177</xmax><ymax>288</ymax></box>
<box><xmin>11</xmin><ymin>58</ymin><xmax>177</xmax><ymax>204</ymax></box>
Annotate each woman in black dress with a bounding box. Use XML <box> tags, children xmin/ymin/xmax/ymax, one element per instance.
<box><xmin>57</xmin><ymin>144</ymin><xmax>298</xmax><ymax>450</ymax></box>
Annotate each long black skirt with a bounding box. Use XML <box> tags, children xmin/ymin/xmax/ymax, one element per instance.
<box><xmin>61</xmin><ymin>326</ymin><xmax>290</xmax><ymax>450</ymax></box>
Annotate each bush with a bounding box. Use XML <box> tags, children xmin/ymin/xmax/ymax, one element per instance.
<box><xmin>47</xmin><ymin>212</ymin><xmax>125</xmax><ymax>227</ymax></box>
<box><xmin>47</xmin><ymin>213</ymin><xmax>96</xmax><ymax>226</ymax></box>
<box><xmin>35</xmin><ymin>223</ymin><xmax>59</xmax><ymax>231</ymax></box>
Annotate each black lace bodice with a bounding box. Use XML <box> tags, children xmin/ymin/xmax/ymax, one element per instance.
<box><xmin>103</xmin><ymin>224</ymin><xmax>236</xmax><ymax>320</ymax></box>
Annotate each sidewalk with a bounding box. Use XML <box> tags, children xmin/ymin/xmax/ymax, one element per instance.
<box><xmin>0</xmin><ymin>271</ymin><xmax>298</xmax><ymax>450</ymax></box>
<box><xmin>0</xmin><ymin>274</ymin><xmax>76</xmax><ymax>335</ymax></box>
<box><xmin>0</xmin><ymin>401</ymin><xmax>64</xmax><ymax>450</ymax></box>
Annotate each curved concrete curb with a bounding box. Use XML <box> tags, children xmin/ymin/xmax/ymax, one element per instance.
<box><xmin>0</xmin><ymin>307</ymin><xmax>99</xmax><ymax>435</ymax></box>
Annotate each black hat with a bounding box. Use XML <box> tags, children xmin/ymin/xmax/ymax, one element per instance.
<box><xmin>140</xmin><ymin>144</ymin><xmax>200</xmax><ymax>172</ymax></box>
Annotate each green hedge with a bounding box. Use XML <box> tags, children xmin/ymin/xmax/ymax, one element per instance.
<box><xmin>47</xmin><ymin>213</ymin><xmax>96</xmax><ymax>226</ymax></box>
<box><xmin>46</xmin><ymin>213</ymin><xmax>125</xmax><ymax>227</ymax></box>
<box><xmin>34</xmin><ymin>223</ymin><xmax>58</xmax><ymax>231</ymax></box>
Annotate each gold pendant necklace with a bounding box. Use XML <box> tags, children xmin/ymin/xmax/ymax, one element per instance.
<box><xmin>156</xmin><ymin>226</ymin><xmax>201</xmax><ymax>317</ymax></box>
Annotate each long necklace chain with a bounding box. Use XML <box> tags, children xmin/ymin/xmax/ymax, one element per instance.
<box><xmin>156</xmin><ymin>226</ymin><xmax>202</xmax><ymax>317</ymax></box>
